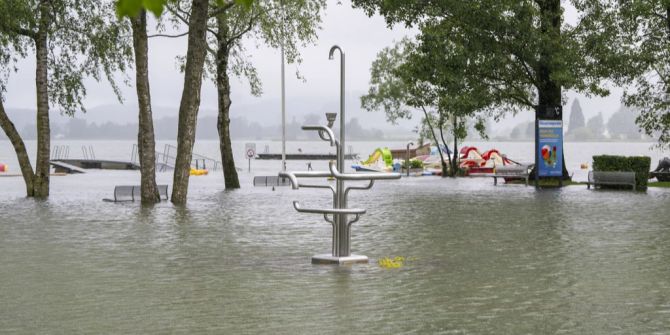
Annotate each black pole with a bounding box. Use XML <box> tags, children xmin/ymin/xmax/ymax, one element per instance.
<box><xmin>534</xmin><ymin>108</ymin><xmax>540</xmax><ymax>189</ymax></box>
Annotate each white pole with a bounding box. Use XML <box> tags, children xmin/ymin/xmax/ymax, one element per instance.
<box><xmin>280</xmin><ymin>2</ymin><xmax>286</xmax><ymax>172</ymax></box>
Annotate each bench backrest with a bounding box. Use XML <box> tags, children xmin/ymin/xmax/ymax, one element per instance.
<box><xmin>588</xmin><ymin>171</ymin><xmax>636</xmax><ymax>184</ymax></box>
<box><xmin>495</xmin><ymin>165</ymin><xmax>530</xmax><ymax>175</ymax></box>
<box><xmin>114</xmin><ymin>185</ymin><xmax>168</xmax><ymax>201</ymax></box>
<box><xmin>253</xmin><ymin>176</ymin><xmax>291</xmax><ymax>187</ymax></box>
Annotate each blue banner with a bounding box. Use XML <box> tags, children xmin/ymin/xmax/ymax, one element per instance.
<box><xmin>538</xmin><ymin>120</ymin><xmax>563</xmax><ymax>177</ymax></box>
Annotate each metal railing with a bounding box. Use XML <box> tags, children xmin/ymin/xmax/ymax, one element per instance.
<box><xmin>131</xmin><ymin>144</ymin><xmax>222</xmax><ymax>171</ymax></box>
<box><xmin>51</xmin><ymin>145</ymin><xmax>70</xmax><ymax>160</ymax></box>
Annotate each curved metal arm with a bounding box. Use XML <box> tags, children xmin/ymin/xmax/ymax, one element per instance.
<box><xmin>293</xmin><ymin>201</ymin><xmax>365</xmax><ymax>215</ymax></box>
<box><xmin>347</xmin><ymin>214</ymin><xmax>360</xmax><ymax>227</ymax></box>
<box><xmin>278</xmin><ymin>172</ymin><xmax>299</xmax><ymax>189</ymax></box>
<box><xmin>294</xmin><ymin>171</ymin><xmax>333</xmax><ymax>178</ymax></box>
<box><xmin>302</xmin><ymin>125</ymin><xmax>338</xmax><ymax>148</ymax></box>
<box><xmin>324</xmin><ymin>214</ymin><xmax>334</xmax><ymax>224</ymax></box>
<box><xmin>328</xmin><ymin>161</ymin><xmax>401</xmax><ymax>181</ymax></box>
<box><xmin>344</xmin><ymin>180</ymin><xmax>375</xmax><ymax>199</ymax></box>
<box><xmin>299</xmin><ymin>183</ymin><xmax>335</xmax><ymax>195</ymax></box>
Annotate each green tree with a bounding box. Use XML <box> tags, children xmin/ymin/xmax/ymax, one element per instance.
<box><xmin>207</xmin><ymin>0</ymin><xmax>324</xmax><ymax>189</ymax></box>
<box><xmin>0</xmin><ymin>0</ymin><xmax>132</xmax><ymax>197</ymax></box>
<box><xmin>353</xmin><ymin>0</ymin><xmax>628</xmax><ymax>181</ymax></box>
<box><xmin>361</xmin><ymin>38</ymin><xmax>490</xmax><ymax>177</ymax></box>
<box><xmin>576</xmin><ymin>1</ymin><xmax>670</xmax><ymax>148</ymax></box>
<box><xmin>568</xmin><ymin>98</ymin><xmax>585</xmax><ymax>135</ymax></box>
<box><xmin>165</xmin><ymin>0</ymin><xmax>324</xmax><ymax>192</ymax></box>
<box><xmin>129</xmin><ymin>9</ymin><xmax>161</xmax><ymax>204</ymax></box>
<box><xmin>170</xmin><ymin>0</ymin><xmax>212</xmax><ymax>205</ymax></box>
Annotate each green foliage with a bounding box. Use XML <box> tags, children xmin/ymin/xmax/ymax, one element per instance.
<box><xmin>402</xmin><ymin>159</ymin><xmax>423</xmax><ymax>169</ymax></box>
<box><xmin>361</xmin><ymin>38</ymin><xmax>489</xmax><ymax>141</ymax></box>
<box><xmin>592</xmin><ymin>155</ymin><xmax>651</xmax><ymax>191</ymax></box>
<box><xmin>575</xmin><ymin>0</ymin><xmax>670</xmax><ymax>148</ymax></box>
<box><xmin>0</xmin><ymin>0</ymin><xmax>133</xmax><ymax>115</ymax></box>
<box><xmin>174</xmin><ymin>0</ymin><xmax>325</xmax><ymax>95</ymax></box>
<box><xmin>352</xmin><ymin>0</ymin><xmax>627</xmax><ymax>114</ymax></box>
<box><xmin>116</xmin><ymin>0</ymin><xmax>168</xmax><ymax>17</ymax></box>
<box><xmin>116</xmin><ymin>0</ymin><xmax>254</xmax><ymax>18</ymax></box>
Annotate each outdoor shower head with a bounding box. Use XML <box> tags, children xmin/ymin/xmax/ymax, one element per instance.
<box><xmin>329</xmin><ymin>45</ymin><xmax>342</xmax><ymax>60</ymax></box>
<box><xmin>326</xmin><ymin>112</ymin><xmax>337</xmax><ymax>128</ymax></box>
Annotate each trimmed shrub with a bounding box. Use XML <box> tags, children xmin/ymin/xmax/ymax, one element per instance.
<box><xmin>402</xmin><ymin>159</ymin><xmax>424</xmax><ymax>169</ymax></box>
<box><xmin>592</xmin><ymin>155</ymin><xmax>651</xmax><ymax>191</ymax></box>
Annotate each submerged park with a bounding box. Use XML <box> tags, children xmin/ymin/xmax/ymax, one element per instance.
<box><xmin>2</xmin><ymin>0</ymin><xmax>670</xmax><ymax>333</ymax></box>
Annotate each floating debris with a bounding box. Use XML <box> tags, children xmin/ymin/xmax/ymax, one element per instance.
<box><xmin>378</xmin><ymin>256</ymin><xmax>410</xmax><ymax>269</ymax></box>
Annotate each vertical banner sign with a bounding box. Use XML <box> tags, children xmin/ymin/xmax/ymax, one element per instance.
<box><xmin>538</xmin><ymin>120</ymin><xmax>563</xmax><ymax>177</ymax></box>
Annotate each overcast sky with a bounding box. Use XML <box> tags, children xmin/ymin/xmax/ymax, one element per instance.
<box><xmin>3</xmin><ymin>0</ymin><xmax>625</xmax><ymax>134</ymax></box>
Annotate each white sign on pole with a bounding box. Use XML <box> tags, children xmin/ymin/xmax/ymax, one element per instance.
<box><xmin>245</xmin><ymin>143</ymin><xmax>256</xmax><ymax>159</ymax></box>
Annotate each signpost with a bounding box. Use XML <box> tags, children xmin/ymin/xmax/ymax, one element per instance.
<box><xmin>245</xmin><ymin>143</ymin><xmax>256</xmax><ymax>172</ymax></box>
<box><xmin>534</xmin><ymin>105</ymin><xmax>563</xmax><ymax>188</ymax></box>
<box><xmin>537</xmin><ymin>120</ymin><xmax>563</xmax><ymax>177</ymax></box>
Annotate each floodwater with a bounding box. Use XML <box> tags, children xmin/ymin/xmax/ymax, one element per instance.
<box><xmin>1</xmin><ymin>140</ymin><xmax>670</xmax><ymax>333</ymax></box>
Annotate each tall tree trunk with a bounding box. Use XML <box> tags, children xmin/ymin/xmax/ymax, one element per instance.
<box><xmin>216</xmin><ymin>16</ymin><xmax>240</xmax><ymax>189</ymax></box>
<box><xmin>437</xmin><ymin>114</ymin><xmax>454</xmax><ymax>177</ymax></box>
<box><xmin>33</xmin><ymin>1</ymin><xmax>50</xmax><ymax>198</ymax></box>
<box><xmin>131</xmin><ymin>10</ymin><xmax>160</xmax><ymax>204</ymax></box>
<box><xmin>0</xmin><ymin>99</ymin><xmax>36</xmax><ymax>196</ymax></box>
<box><xmin>536</xmin><ymin>0</ymin><xmax>570</xmax><ymax>181</ymax></box>
<box><xmin>421</xmin><ymin>107</ymin><xmax>448</xmax><ymax>177</ymax></box>
<box><xmin>452</xmin><ymin>116</ymin><xmax>459</xmax><ymax>175</ymax></box>
<box><xmin>171</xmin><ymin>0</ymin><xmax>211</xmax><ymax>205</ymax></box>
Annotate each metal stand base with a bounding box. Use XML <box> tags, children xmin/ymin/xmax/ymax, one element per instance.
<box><xmin>311</xmin><ymin>254</ymin><xmax>368</xmax><ymax>265</ymax></box>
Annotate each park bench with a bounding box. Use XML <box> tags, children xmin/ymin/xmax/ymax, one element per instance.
<box><xmin>253</xmin><ymin>175</ymin><xmax>292</xmax><ymax>187</ymax></box>
<box><xmin>104</xmin><ymin>185</ymin><xmax>169</xmax><ymax>202</ymax></box>
<box><xmin>492</xmin><ymin>164</ymin><xmax>531</xmax><ymax>186</ymax></box>
<box><xmin>587</xmin><ymin>171</ymin><xmax>636</xmax><ymax>191</ymax></box>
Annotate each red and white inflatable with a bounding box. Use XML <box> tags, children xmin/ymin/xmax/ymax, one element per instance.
<box><xmin>458</xmin><ymin>146</ymin><xmax>514</xmax><ymax>175</ymax></box>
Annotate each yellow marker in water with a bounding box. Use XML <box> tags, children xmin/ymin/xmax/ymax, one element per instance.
<box><xmin>378</xmin><ymin>256</ymin><xmax>409</xmax><ymax>269</ymax></box>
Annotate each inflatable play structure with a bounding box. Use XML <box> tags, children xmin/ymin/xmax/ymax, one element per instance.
<box><xmin>0</xmin><ymin>163</ymin><xmax>6</xmax><ymax>172</ymax></box>
<box><xmin>353</xmin><ymin>145</ymin><xmax>519</xmax><ymax>176</ymax></box>
<box><xmin>458</xmin><ymin>146</ymin><xmax>514</xmax><ymax>175</ymax></box>
<box><xmin>353</xmin><ymin>147</ymin><xmax>394</xmax><ymax>172</ymax></box>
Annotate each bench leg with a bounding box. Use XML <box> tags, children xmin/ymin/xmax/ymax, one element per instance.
<box><xmin>494</xmin><ymin>177</ymin><xmax>497</xmax><ymax>186</ymax></box>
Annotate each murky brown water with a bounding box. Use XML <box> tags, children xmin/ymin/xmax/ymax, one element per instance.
<box><xmin>1</xmin><ymin>163</ymin><xmax>669</xmax><ymax>333</ymax></box>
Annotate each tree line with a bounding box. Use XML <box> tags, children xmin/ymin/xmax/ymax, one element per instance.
<box><xmin>0</xmin><ymin>0</ymin><xmax>325</xmax><ymax>204</ymax></box>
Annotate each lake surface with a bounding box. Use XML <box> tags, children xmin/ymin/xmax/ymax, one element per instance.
<box><xmin>1</xmin><ymin>140</ymin><xmax>669</xmax><ymax>333</ymax></box>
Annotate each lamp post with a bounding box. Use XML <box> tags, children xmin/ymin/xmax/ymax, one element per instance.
<box><xmin>280</xmin><ymin>0</ymin><xmax>286</xmax><ymax>172</ymax></box>
<box><xmin>406</xmin><ymin>141</ymin><xmax>414</xmax><ymax>177</ymax></box>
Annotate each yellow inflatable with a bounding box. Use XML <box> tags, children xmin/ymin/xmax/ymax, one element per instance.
<box><xmin>190</xmin><ymin>168</ymin><xmax>208</xmax><ymax>176</ymax></box>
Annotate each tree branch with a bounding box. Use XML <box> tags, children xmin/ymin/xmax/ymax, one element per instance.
<box><xmin>148</xmin><ymin>31</ymin><xmax>189</xmax><ymax>38</ymax></box>
<box><xmin>209</xmin><ymin>2</ymin><xmax>236</xmax><ymax>18</ymax></box>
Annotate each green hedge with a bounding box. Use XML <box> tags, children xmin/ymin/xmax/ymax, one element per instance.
<box><xmin>592</xmin><ymin>155</ymin><xmax>651</xmax><ymax>191</ymax></box>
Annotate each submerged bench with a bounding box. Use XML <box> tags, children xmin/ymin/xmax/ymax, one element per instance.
<box><xmin>492</xmin><ymin>165</ymin><xmax>531</xmax><ymax>186</ymax></box>
<box><xmin>587</xmin><ymin>171</ymin><xmax>636</xmax><ymax>191</ymax></box>
<box><xmin>253</xmin><ymin>176</ymin><xmax>291</xmax><ymax>187</ymax></box>
<box><xmin>104</xmin><ymin>185</ymin><xmax>169</xmax><ymax>202</ymax></box>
